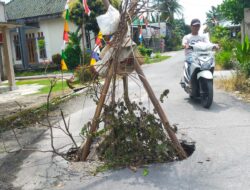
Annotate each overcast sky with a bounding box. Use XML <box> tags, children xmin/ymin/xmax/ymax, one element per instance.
<box><xmin>178</xmin><ymin>0</ymin><xmax>223</xmax><ymax>25</ymax></box>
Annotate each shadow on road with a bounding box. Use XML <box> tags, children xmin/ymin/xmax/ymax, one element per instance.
<box><xmin>184</xmin><ymin>98</ymin><xmax>231</xmax><ymax>113</ymax></box>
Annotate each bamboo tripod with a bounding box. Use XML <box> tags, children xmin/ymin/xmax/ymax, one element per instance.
<box><xmin>79</xmin><ymin>58</ymin><xmax>187</xmax><ymax>161</ymax></box>
<box><xmin>79</xmin><ymin>0</ymin><xmax>187</xmax><ymax>161</ymax></box>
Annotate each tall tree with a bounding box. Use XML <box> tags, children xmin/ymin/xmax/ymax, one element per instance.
<box><xmin>219</xmin><ymin>0</ymin><xmax>250</xmax><ymax>24</ymax></box>
<box><xmin>156</xmin><ymin>0</ymin><xmax>183</xmax><ymax>23</ymax></box>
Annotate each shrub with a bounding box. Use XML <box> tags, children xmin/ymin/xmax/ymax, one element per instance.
<box><xmin>138</xmin><ymin>45</ymin><xmax>153</xmax><ymax>57</ymax></box>
<box><xmin>235</xmin><ymin>36</ymin><xmax>250</xmax><ymax>76</ymax></box>
<box><xmin>64</xmin><ymin>44</ymin><xmax>82</xmax><ymax>69</ymax></box>
<box><xmin>52</xmin><ymin>53</ymin><xmax>61</xmax><ymax>68</ymax></box>
<box><xmin>74</xmin><ymin>65</ymin><xmax>95</xmax><ymax>84</ymax></box>
<box><xmin>219</xmin><ymin>37</ymin><xmax>238</xmax><ymax>51</ymax></box>
<box><xmin>154</xmin><ymin>52</ymin><xmax>161</xmax><ymax>59</ymax></box>
<box><xmin>215</xmin><ymin>50</ymin><xmax>234</xmax><ymax>69</ymax></box>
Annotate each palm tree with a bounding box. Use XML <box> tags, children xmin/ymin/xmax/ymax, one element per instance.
<box><xmin>156</xmin><ymin>0</ymin><xmax>183</xmax><ymax>23</ymax></box>
<box><xmin>206</xmin><ymin>6</ymin><xmax>221</xmax><ymax>28</ymax></box>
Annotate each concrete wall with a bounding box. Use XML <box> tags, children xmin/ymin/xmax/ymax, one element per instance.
<box><xmin>0</xmin><ymin>1</ymin><xmax>6</xmax><ymax>22</ymax></box>
<box><xmin>244</xmin><ymin>8</ymin><xmax>250</xmax><ymax>39</ymax></box>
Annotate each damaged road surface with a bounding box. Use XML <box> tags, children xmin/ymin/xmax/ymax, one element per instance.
<box><xmin>1</xmin><ymin>50</ymin><xmax>250</xmax><ymax>190</ymax></box>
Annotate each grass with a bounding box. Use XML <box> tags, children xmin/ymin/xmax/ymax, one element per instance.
<box><xmin>145</xmin><ymin>55</ymin><xmax>171</xmax><ymax>64</ymax></box>
<box><xmin>16</xmin><ymin>79</ymin><xmax>69</xmax><ymax>94</ymax></box>
<box><xmin>215</xmin><ymin>72</ymin><xmax>250</xmax><ymax>102</ymax></box>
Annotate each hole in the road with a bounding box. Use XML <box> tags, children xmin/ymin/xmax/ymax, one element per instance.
<box><xmin>181</xmin><ymin>140</ymin><xmax>196</xmax><ymax>157</ymax></box>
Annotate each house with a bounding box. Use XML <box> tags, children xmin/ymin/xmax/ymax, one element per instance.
<box><xmin>219</xmin><ymin>20</ymin><xmax>241</xmax><ymax>38</ymax></box>
<box><xmin>0</xmin><ymin>1</ymin><xmax>17</xmax><ymax>91</ymax></box>
<box><xmin>132</xmin><ymin>19</ymin><xmax>166</xmax><ymax>52</ymax></box>
<box><xmin>5</xmin><ymin>0</ymin><xmax>94</xmax><ymax>70</ymax></box>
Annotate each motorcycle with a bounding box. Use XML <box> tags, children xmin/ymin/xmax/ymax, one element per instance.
<box><xmin>180</xmin><ymin>41</ymin><xmax>217</xmax><ymax>108</ymax></box>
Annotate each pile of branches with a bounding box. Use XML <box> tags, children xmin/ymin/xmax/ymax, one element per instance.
<box><xmin>96</xmin><ymin>101</ymin><xmax>178</xmax><ymax>168</ymax></box>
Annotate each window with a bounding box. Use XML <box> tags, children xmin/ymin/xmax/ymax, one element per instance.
<box><xmin>13</xmin><ymin>35</ymin><xmax>21</xmax><ymax>61</ymax></box>
<box><xmin>37</xmin><ymin>32</ymin><xmax>47</xmax><ymax>59</ymax></box>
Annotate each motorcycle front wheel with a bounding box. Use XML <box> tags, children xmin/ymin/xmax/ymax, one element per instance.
<box><xmin>199</xmin><ymin>78</ymin><xmax>213</xmax><ymax>108</ymax></box>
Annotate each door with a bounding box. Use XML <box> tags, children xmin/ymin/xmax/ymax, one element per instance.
<box><xmin>26</xmin><ymin>33</ymin><xmax>38</xmax><ymax>64</ymax></box>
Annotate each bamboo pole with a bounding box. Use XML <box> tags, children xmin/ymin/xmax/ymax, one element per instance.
<box><xmin>80</xmin><ymin>63</ymin><xmax>113</xmax><ymax>161</ymax></box>
<box><xmin>134</xmin><ymin>60</ymin><xmax>187</xmax><ymax>159</ymax></box>
<box><xmin>122</xmin><ymin>76</ymin><xmax>133</xmax><ymax>113</ymax></box>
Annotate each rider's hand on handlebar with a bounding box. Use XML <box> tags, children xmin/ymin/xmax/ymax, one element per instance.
<box><xmin>213</xmin><ymin>44</ymin><xmax>220</xmax><ymax>50</ymax></box>
<box><xmin>184</xmin><ymin>44</ymin><xmax>189</xmax><ymax>49</ymax></box>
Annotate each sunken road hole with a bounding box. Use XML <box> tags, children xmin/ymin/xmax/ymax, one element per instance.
<box><xmin>181</xmin><ymin>140</ymin><xmax>196</xmax><ymax>157</ymax></box>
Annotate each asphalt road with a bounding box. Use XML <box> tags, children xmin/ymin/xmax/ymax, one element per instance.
<box><xmin>2</xmin><ymin>50</ymin><xmax>250</xmax><ymax>190</ymax></box>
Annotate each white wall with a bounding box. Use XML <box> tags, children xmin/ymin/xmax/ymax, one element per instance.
<box><xmin>9</xmin><ymin>17</ymin><xmax>96</xmax><ymax>65</ymax></box>
<box><xmin>40</xmin><ymin>18</ymin><xmax>79</xmax><ymax>61</ymax></box>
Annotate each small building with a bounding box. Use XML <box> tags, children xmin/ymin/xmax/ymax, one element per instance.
<box><xmin>219</xmin><ymin>20</ymin><xmax>241</xmax><ymax>38</ymax></box>
<box><xmin>5</xmin><ymin>0</ymin><xmax>94</xmax><ymax>70</ymax></box>
<box><xmin>132</xmin><ymin>20</ymin><xmax>167</xmax><ymax>52</ymax></box>
<box><xmin>0</xmin><ymin>1</ymin><xmax>17</xmax><ymax>91</ymax></box>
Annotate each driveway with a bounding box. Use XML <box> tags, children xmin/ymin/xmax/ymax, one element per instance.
<box><xmin>1</xmin><ymin>50</ymin><xmax>250</xmax><ymax>190</ymax></box>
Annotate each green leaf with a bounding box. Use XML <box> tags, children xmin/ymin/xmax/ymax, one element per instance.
<box><xmin>143</xmin><ymin>168</ymin><xmax>149</xmax><ymax>176</ymax></box>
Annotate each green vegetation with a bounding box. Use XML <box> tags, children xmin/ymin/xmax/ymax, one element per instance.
<box><xmin>219</xmin><ymin>0</ymin><xmax>250</xmax><ymax>25</ymax></box>
<box><xmin>82</xmin><ymin>101</ymin><xmax>178</xmax><ymax>168</ymax></box>
<box><xmin>138</xmin><ymin>45</ymin><xmax>153</xmax><ymax>57</ymax></box>
<box><xmin>235</xmin><ymin>36</ymin><xmax>250</xmax><ymax>77</ymax></box>
<box><xmin>74</xmin><ymin>65</ymin><xmax>96</xmax><ymax>84</ymax></box>
<box><xmin>145</xmin><ymin>55</ymin><xmax>170</xmax><ymax>64</ymax></box>
<box><xmin>165</xmin><ymin>19</ymin><xmax>190</xmax><ymax>51</ymax></box>
<box><xmin>16</xmin><ymin>79</ymin><xmax>69</xmax><ymax>94</ymax></box>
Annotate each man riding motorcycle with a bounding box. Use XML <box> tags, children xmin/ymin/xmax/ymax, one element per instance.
<box><xmin>180</xmin><ymin>19</ymin><xmax>219</xmax><ymax>108</ymax></box>
<box><xmin>182</xmin><ymin>19</ymin><xmax>209</xmax><ymax>70</ymax></box>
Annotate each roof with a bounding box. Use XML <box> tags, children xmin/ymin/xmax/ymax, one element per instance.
<box><xmin>219</xmin><ymin>20</ymin><xmax>240</xmax><ymax>28</ymax></box>
<box><xmin>5</xmin><ymin>0</ymin><xmax>66</xmax><ymax>21</ymax></box>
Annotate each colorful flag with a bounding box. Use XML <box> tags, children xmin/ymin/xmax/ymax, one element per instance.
<box><xmin>61</xmin><ymin>50</ymin><xmax>68</xmax><ymax>71</ymax></box>
<box><xmin>83</xmin><ymin>0</ymin><xmax>91</xmax><ymax>16</ymax></box>
<box><xmin>90</xmin><ymin>50</ymin><xmax>100</xmax><ymax>66</ymax></box>
<box><xmin>60</xmin><ymin>0</ymin><xmax>71</xmax><ymax>71</ymax></box>
<box><xmin>95</xmin><ymin>31</ymin><xmax>103</xmax><ymax>47</ymax></box>
<box><xmin>139</xmin><ymin>27</ymin><xmax>143</xmax><ymax>43</ymax></box>
<box><xmin>63</xmin><ymin>22</ymin><xmax>69</xmax><ymax>42</ymax></box>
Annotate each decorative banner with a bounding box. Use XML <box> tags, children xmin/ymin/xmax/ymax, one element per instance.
<box><xmin>83</xmin><ymin>0</ymin><xmax>91</xmax><ymax>16</ymax></box>
<box><xmin>63</xmin><ymin>21</ymin><xmax>69</xmax><ymax>42</ymax></box>
<box><xmin>90</xmin><ymin>51</ymin><xmax>100</xmax><ymax>66</ymax></box>
<box><xmin>61</xmin><ymin>50</ymin><xmax>68</xmax><ymax>71</ymax></box>
<box><xmin>139</xmin><ymin>26</ymin><xmax>143</xmax><ymax>43</ymax></box>
<box><xmin>95</xmin><ymin>31</ymin><xmax>103</xmax><ymax>47</ymax></box>
<box><xmin>60</xmin><ymin>0</ymin><xmax>71</xmax><ymax>71</ymax></box>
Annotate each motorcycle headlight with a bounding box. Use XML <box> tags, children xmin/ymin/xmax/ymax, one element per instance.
<box><xmin>200</xmin><ymin>59</ymin><xmax>212</xmax><ymax>70</ymax></box>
